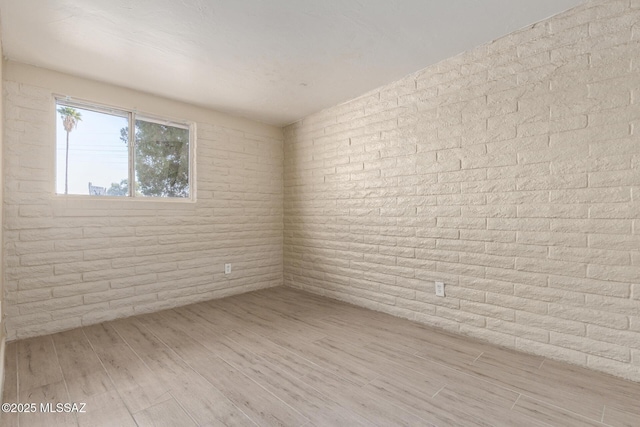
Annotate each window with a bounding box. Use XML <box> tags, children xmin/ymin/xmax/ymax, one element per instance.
<box><xmin>55</xmin><ymin>98</ymin><xmax>193</xmax><ymax>199</ymax></box>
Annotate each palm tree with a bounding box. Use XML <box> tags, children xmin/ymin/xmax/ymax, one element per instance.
<box><xmin>57</xmin><ymin>107</ymin><xmax>82</xmax><ymax>194</ymax></box>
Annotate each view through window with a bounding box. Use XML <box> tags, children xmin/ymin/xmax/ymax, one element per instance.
<box><xmin>55</xmin><ymin>99</ymin><xmax>191</xmax><ymax>199</ymax></box>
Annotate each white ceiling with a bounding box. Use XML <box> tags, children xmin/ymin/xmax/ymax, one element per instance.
<box><xmin>0</xmin><ymin>0</ymin><xmax>586</xmax><ymax>126</ymax></box>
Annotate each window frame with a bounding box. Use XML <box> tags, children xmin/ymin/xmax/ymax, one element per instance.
<box><xmin>53</xmin><ymin>96</ymin><xmax>196</xmax><ymax>202</ymax></box>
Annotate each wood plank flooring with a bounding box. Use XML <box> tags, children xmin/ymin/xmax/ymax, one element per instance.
<box><xmin>2</xmin><ymin>286</ymin><xmax>639</xmax><ymax>426</ymax></box>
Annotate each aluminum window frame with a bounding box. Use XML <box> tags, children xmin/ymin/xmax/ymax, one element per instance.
<box><xmin>54</xmin><ymin>96</ymin><xmax>195</xmax><ymax>201</ymax></box>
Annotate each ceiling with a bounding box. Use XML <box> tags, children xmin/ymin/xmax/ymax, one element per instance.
<box><xmin>0</xmin><ymin>0</ymin><xmax>586</xmax><ymax>126</ymax></box>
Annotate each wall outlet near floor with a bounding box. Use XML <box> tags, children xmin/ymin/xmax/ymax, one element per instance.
<box><xmin>225</xmin><ymin>263</ymin><xmax>232</xmax><ymax>275</ymax></box>
<box><xmin>435</xmin><ymin>281</ymin><xmax>445</xmax><ymax>297</ymax></box>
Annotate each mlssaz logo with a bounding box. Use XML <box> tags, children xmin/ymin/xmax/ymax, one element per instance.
<box><xmin>40</xmin><ymin>403</ymin><xmax>87</xmax><ymax>413</ymax></box>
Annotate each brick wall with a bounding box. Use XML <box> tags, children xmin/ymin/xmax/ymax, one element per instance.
<box><xmin>283</xmin><ymin>0</ymin><xmax>640</xmax><ymax>381</ymax></box>
<box><xmin>3</xmin><ymin>63</ymin><xmax>284</xmax><ymax>340</ymax></box>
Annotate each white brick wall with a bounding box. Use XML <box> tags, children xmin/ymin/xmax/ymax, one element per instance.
<box><xmin>3</xmin><ymin>64</ymin><xmax>284</xmax><ymax>340</ymax></box>
<box><xmin>283</xmin><ymin>0</ymin><xmax>640</xmax><ymax>382</ymax></box>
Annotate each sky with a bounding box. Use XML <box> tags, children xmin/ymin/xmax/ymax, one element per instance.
<box><xmin>55</xmin><ymin>105</ymin><xmax>129</xmax><ymax>195</ymax></box>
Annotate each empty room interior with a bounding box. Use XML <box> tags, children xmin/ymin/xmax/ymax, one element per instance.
<box><xmin>0</xmin><ymin>0</ymin><xmax>640</xmax><ymax>426</ymax></box>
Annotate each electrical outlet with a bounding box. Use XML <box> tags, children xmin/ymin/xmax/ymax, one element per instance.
<box><xmin>435</xmin><ymin>281</ymin><xmax>445</xmax><ymax>297</ymax></box>
<box><xmin>225</xmin><ymin>263</ymin><xmax>231</xmax><ymax>275</ymax></box>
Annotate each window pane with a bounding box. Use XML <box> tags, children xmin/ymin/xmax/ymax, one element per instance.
<box><xmin>134</xmin><ymin>119</ymin><xmax>190</xmax><ymax>198</ymax></box>
<box><xmin>56</xmin><ymin>103</ymin><xmax>129</xmax><ymax>196</ymax></box>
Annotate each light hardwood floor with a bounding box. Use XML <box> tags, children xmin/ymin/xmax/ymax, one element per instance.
<box><xmin>2</xmin><ymin>286</ymin><xmax>639</xmax><ymax>426</ymax></box>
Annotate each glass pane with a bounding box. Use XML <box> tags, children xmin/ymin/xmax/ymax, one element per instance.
<box><xmin>134</xmin><ymin>119</ymin><xmax>190</xmax><ymax>198</ymax></box>
<box><xmin>56</xmin><ymin>103</ymin><xmax>129</xmax><ymax>196</ymax></box>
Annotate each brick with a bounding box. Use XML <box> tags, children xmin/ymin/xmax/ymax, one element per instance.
<box><xmin>18</xmin><ymin>296</ymin><xmax>84</xmax><ymax>315</ymax></box>
<box><xmin>52</xmin><ymin>281</ymin><xmax>110</xmax><ymax>298</ymax></box>
<box><xmin>550</xmin><ymin>332</ymin><xmax>630</xmax><ymax>362</ymax></box>
<box><xmin>460</xmin><ymin>252</ymin><xmax>514</xmax><ymax>269</ymax></box>
<box><xmin>585</xmin><ymin>295</ymin><xmax>640</xmax><ymax>317</ymax></box>
<box><xmin>461</xmin><ymin>205</ymin><xmax>515</xmax><ymax>218</ymax></box>
<box><xmin>591</xmin><ymin>138</ymin><xmax>638</xmax><ymax>158</ymax></box>
<box><xmin>15</xmin><ymin>318</ymin><xmax>83</xmax><ymax>340</ymax></box>
<box><xmin>415</xmin><ymin>248</ymin><xmax>458</xmax><ymax>263</ymax></box>
<box><xmin>488</xmin><ymin>218</ymin><xmax>549</xmax><ymax>232</ymax></box>
<box><xmin>20</xmin><ymin>251</ymin><xmax>84</xmax><ymax>267</ymax></box>
<box><xmin>550</xmin><ymin>188</ymin><xmax>631</xmax><ymax>204</ymax></box>
<box><xmin>81</xmin><ymin>307</ymin><xmax>136</xmax><ymax>327</ymax></box>
<box><xmin>589</xmin><ymin>203</ymin><xmax>640</xmax><ymax>219</ymax></box>
<box><xmin>516</xmin><ymin>174</ymin><xmax>587</xmax><ymax>191</ymax></box>
<box><xmin>461</xmin><ymin>179</ymin><xmax>515</xmax><ymax>193</ymax></box>
<box><xmin>436</xmin><ymin>261</ymin><xmax>485</xmax><ymax>279</ymax></box>
<box><xmin>435</xmin><ymin>306</ymin><xmax>486</xmax><ymax>328</ymax></box>
<box><xmin>487</xmin><ymin>191</ymin><xmax>549</xmax><ymax>205</ymax></box>
<box><xmin>516</xmin><ymin>204</ymin><xmax>588</xmax><ymax>219</ymax></box>
<box><xmin>516</xmin><ymin>256</ymin><xmax>586</xmax><ymax>277</ymax></box>
<box><xmin>460</xmin><ymin>229</ymin><xmax>515</xmax><ymax>243</ymax></box>
<box><xmin>485</xmin><ymin>266</ymin><xmax>546</xmax><ymax>287</ymax></box>
<box><xmin>6</xmin><ymin>312</ymin><xmax>53</xmax><ymax>329</ymax></box>
<box><xmin>551</xmin><ymin>155</ymin><xmax>629</xmax><ymax>174</ymax></box>
<box><xmin>487</xmin><ymin>318</ymin><xmax>549</xmax><ymax>343</ymax></box>
<box><xmin>589</xmin><ymin>170</ymin><xmax>640</xmax><ymax>188</ymax></box>
<box><xmin>18</xmin><ymin>273</ymin><xmax>82</xmax><ymax>291</ymax></box>
<box><xmin>437</xmin><ymin>217</ymin><xmax>486</xmax><ymax>230</ymax></box>
<box><xmin>590</xmin><ymin>11</ymin><xmax>640</xmax><ymax>37</ymax></box>
<box><xmin>462</xmin><ymin>153</ymin><xmax>517</xmax><ymax>170</ymax></box>
<box><xmin>51</xmin><ymin>302</ymin><xmax>111</xmax><ymax>321</ymax></box>
<box><xmin>514</xmin><ymin>284</ymin><xmax>584</xmax><ymax>305</ymax></box>
<box><xmin>436</xmin><ymin>238</ymin><xmax>485</xmax><ymax>253</ymax></box>
<box><xmin>548</xmin><ymin>275</ymin><xmax>630</xmax><ymax>298</ymax></box>
<box><xmin>549</xmin><ymin>247</ymin><xmax>630</xmax><ymax>266</ymax></box>
<box><xmin>486</xmin><ymin>293</ymin><xmax>547</xmax><ymax>315</ymax></box>
<box><xmin>485</xmin><ymin>242</ymin><xmax>547</xmax><ymax>259</ymax></box>
<box><xmin>548</xmin><ymin>304</ymin><xmax>629</xmax><ymax>330</ymax></box>
<box><xmin>551</xmin><ymin>219</ymin><xmax>631</xmax><ymax>234</ymax></box>
<box><xmin>516</xmin><ymin>311</ymin><xmax>586</xmax><ymax>337</ymax></box>
<box><xmin>14</xmin><ymin>288</ymin><xmax>52</xmax><ymax>304</ymax></box>
<box><xmin>587</xmin><ymin>264</ymin><xmax>640</xmax><ymax>283</ymax></box>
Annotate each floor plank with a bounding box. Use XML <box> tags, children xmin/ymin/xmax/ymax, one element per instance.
<box><xmin>2</xmin><ymin>342</ymin><xmax>19</xmax><ymax>427</ymax></box>
<box><xmin>433</xmin><ymin>379</ymin><xmax>546</xmax><ymax>427</ymax></box>
<box><xmin>603</xmin><ymin>404</ymin><xmax>640</xmax><ymax>427</ymax></box>
<box><xmin>460</xmin><ymin>349</ymin><xmax>607</xmax><ymax>421</ymax></box>
<box><xmin>76</xmin><ymin>390</ymin><xmax>136</xmax><ymax>427</ymax></box>
<box><xmin>83</xmin><ymin>323</ymin><xmax>171</xmax><ymax>414</ymax></box>
<box><xmin>513</xmin><ymin>395</ymin><xmax>606</xmax><ymax>427</ymax></box>
<box><xmin>111</xmin><ymin>318</ymin><xmax>255</xmax><ymax>426</ymax></box>
<box><xmin>225</xmin><ymin>328</ymin><xmax>320</xmax><ymax>379</ymax></box>
<box><xmin>209</xmin><ymin>335</ymin><xmax>374</xmax><ymax>426</ymax></box>
<box><xmin>18</xmin><ymin>380</ymin><xmax>77</xmax><ymax>427</ymax></box>
<box><xmin>137</xmin><ymin>311</ymin><xmax>309</xmax><ymax>427</ymax></box>
<box><xmin>51</xmin><ymin>329</ymin><xmax>113</xmax><ymax>402</ymax></box>
<box><xmin>540</xmin><ymin>359</ymin><xmax>640</xmax><ymax>415</ymax></box>
<box><xmin>17</xmin><ymin>336</ymin><xmax>64</xmax><ymax>392</ymax></box>
<box><xmin>2</xmin><ymin>286</ymin><xmax>639</xmax><ymax>427</ymax></box>
<box><xmin>267</xmin><ymin>334</ymin><xmax>380</xmax><ymax>386</ymax></box>
<box><xmin>301</xmin><ymin>367</ymin><xmax>434</xmax><ymax>426</ymax></box>
<box><xmin>132</xmin><ymin>397</ymin><xmax>197</xmax><ymax>427</ymax></box>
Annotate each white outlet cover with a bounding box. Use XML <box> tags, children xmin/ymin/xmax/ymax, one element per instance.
<box><xmin>225</xmin><ymin>263</ymin><xmax>231</xmax><ymax>274</ymax></box>
<box><xmin>435</xmin><ymin>281</ymin><xmax>445</xmax><ymax>297</ymax></box>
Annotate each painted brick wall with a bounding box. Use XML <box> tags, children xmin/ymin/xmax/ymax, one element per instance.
<box><xmin>283</xmin><ymin>0</ymin><xmax>640</xmax><ymax>381</ymax></box>
<box><xmin>3</xmin><ymin>64</ymin><xmax>284</xmax><ymax>340</ymax></box>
